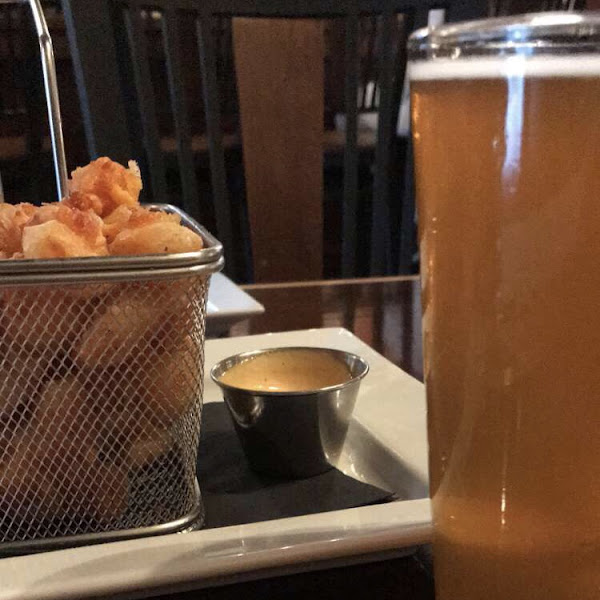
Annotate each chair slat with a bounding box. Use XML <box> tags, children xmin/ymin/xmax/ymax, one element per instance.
<box><xmin>162</xmin><ymin>6</ymin><xmax>200</xmax><ymax>220</ymax></box>
<box><xmin>360</xmin><ymin>15</ymin><xmax>377</xmax><ymax>111</ymax></box>
<box><xmin>62</xmin><ymin>0</ymin><xmax>131</xmax><ymax>162</ymax></box>
<box><xmin>196</xmin><ymin>13</ymin><xmax>237</xmax><ymax>277</ymax></box>
<box><xmin>370</xmin><ymin>11</ymin><xmax>403</xmax><ymax>275</ymax></box>
<box><xmin>233</xmin><ymin>18</ymin><xmax>324</xmax><ymax>282</ymax></box>
<box><xmin>341</xmin><ymin>12</ymin><xmax>359</xmax><ymax>278</ymax></box>
<box><xmin>124</xmin><ymin>2</ymin><xmax>167</xmax><ymax>202</ymax></box>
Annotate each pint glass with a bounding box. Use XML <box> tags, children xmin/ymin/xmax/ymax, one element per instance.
<box><xmin>409</xmin><ymin>13</ymin><xmax>600</xmax><ymax>599</ymax></box>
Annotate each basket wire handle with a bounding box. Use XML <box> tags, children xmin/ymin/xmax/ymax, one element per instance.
<box><xmin>29</xmin><ymin>0</ymin><xmax>68</xmax><ymax>199</ymax></box>
<box><xmin>2</xmin><ymin>0</ymin><xmax>68</xmax><ymax>200</ymax></box>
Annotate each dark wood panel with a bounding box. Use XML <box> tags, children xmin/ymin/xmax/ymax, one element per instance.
<box><xmin>232</xmin><ymin>18</ymin><xmax>324</xmax><ymax>282</ymax></box>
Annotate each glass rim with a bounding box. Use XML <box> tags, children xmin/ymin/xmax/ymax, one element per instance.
<box><xmin>408</xmin><ymin>11</ymin><xmax>600</xmax><ymax>59</ymax></box>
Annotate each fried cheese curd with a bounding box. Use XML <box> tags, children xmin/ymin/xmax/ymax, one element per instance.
<box><xmin>0</xmin><ymin>157</ymin><xmax>203</xmax><ymax>259</ymax></box>
<box><xmin>0</xmin><ymin>203</ymin><xmax>36</xmax><ymax>259</ymax></box>
<box><xmin>0</xmin><ymin>158</ymin><xmax>204</xmax><ymax>525</ymax></box>
<box><xmin>67</xmin><ymin>157</ymin><xmax>143</xmax><ymax>217</ymax></box>
<box><xmin>0</xmin><ymin>377</ymin><xmax>128</xmax><ymax>522</ymax></box>
<box><xmin>23</xmin><ymin>203</ymin><xmax>108</xmax><ymax>259</ymax></box>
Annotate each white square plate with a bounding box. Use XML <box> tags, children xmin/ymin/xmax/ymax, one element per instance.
<box><xmin>206</xmin><ymin>273</ymin><xmax>265</xmax><ymax>336</ymax></box>
<box><xmin>0</xmin><ymin>328</ymin><xmax>431</xmax><ymax>600</ymax></box>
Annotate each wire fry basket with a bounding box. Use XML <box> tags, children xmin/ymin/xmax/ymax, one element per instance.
<box><xmin>0</xmin><ymin>211</ymin><xmax>224</xmax><ymax>555</ymax></box>
<box><xmin>0</xmin><ymin>0</ymin><xmax>224</xmax><ymax>555</ymax></box>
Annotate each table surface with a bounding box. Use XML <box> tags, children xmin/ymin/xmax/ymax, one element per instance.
<box><xmin>233</xmin><ymin>275</ymin><xmax>423</xmax><ymax>380</ymax></box>
<box><xmin>153</xmin><ymin>275</ymin><xmax>433</xmax><ymax>600</ymax></box>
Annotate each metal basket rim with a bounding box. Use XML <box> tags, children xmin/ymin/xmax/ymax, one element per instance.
<box><xmin>0</xmin><ymin>483</ymin><xmax>204</xmax><ymax>557</ymax></box>
<box><xmin>0</xmin><ymin>204</ymin><xmax>223</xmax><ymax>280</ymax></box>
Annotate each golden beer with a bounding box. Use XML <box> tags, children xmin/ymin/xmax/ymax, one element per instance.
<box><xmin>409</xmin><ymin>15</ymin><xmax>600</xmax><ymax>600</ymax></box>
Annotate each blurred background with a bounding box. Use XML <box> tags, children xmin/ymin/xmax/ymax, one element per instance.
<box><xmin>0</xmin><ymin>0</ymin><xmax>595</xmax><ymax>282</ymax></box>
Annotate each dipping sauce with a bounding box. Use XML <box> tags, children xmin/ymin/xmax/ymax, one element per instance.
<box><xmin>218</xmin><ymin>349</ymin><xmax>352</xmax><ymax>392</ymax></box>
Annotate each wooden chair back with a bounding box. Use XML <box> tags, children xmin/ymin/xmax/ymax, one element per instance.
<box><xmin>62</xmin><ymin>0</ymin><xmax>488</xmax><ymax>281</ymax></box>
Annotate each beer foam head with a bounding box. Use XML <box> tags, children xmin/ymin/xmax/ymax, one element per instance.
<box><xmin>409</xmin><ymin>55</ymin><xmax>600</xmax><ymax>81</ymax></box>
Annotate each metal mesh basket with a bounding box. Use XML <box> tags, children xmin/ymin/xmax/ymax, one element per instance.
<box><xmin>0</xmin><ymin>2</ymin><xmax>224</xmax><ymax>554</ymax></box>
<box><xmin>0</xmin><ymin>208</ymin><xmax>224</xmax><ymax>555</ymax></box>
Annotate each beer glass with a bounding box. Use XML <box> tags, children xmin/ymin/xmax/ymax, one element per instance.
<box><xmin>408</xmin><ymin>13</ymin><xmax>600</xmax><ymax>600</ymax></box>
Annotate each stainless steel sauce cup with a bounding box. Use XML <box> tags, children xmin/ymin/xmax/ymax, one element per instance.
<box><xmin>210</xmin><ymin>347</ymin><xmax>369</xmax><ymax>479</ymax></box>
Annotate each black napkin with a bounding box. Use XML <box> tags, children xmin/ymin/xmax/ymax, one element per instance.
<box><xmin>197</xmin><ymin>403</ymin><xmax>397</xmax><ymax>529</ymax></box>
